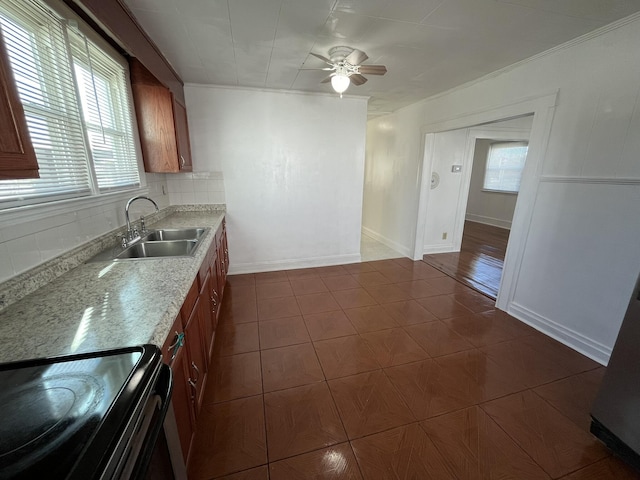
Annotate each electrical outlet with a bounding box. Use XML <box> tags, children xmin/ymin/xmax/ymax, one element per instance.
<box><xmin>442</xmin><ymin>232</ymin><xmax>447</xmax><ymax>240</ymax></box>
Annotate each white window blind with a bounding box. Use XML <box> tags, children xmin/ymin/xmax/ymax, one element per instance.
<box><xmin>483</xmin><ymin>142</ymin><xmax>528</xmax><ymax>193</ymax></box>
<box><xmin>0</xmin><ymin>0</ymin><xmax>140</xmax><ymax>208</ymax></box>
<box><xmin>68</xmin><ymin>29</ymin><xmax>139</xmax><ymax>192</ymax></box>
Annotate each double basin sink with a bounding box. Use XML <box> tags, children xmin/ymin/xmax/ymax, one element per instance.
<box><xmin>90</xmin><ymin>228</ymin><xmax>208</xmax><ymax>262</ymax></box>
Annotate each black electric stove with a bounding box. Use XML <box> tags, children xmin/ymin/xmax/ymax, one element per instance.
<box><xmin>0</xmin><ymin>345</ymin><xmax>168</xmax><ymax>480</ymax></box>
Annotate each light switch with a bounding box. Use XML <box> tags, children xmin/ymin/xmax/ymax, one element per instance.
<box><xmin>451</xmin><ymin>165</ymin><xmax>462</xmax><ymax>173</ymax></box>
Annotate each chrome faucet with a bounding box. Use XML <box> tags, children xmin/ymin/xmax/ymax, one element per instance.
<box><xmin>125</xmin><ymin>195</ymin><xmax>159</xmax><ymax>242</ymax></box>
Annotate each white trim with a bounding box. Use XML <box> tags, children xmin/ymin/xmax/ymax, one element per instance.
<box><xmin>412</xmin><ymin>132</ymin><xmax>435</xmax><ymax>260</ymax></box>
<box><xmin>465</xmin><ymin>214</ymin><xmax>512</xmax><ymax>230</ymax></box>
<box><xmin>540</xmin><ymin>176</ymin><xmax>640</xmax><ymax>185</ymax></box>
<box><xmin>423</xmin><ymin>93</ymin><xmax>556</xmax><ymax>134</ymax></box>
<box><xmin>0</xmin><ymin>186</ymin><xmax>149</xmax><ymax>227</ymax></box>
<box><xmin>412</xmin><ymin>91</ymin><xmax>558</xmax><ymax>313</ymax></box>
<box><xmin>481</xmin><ymin>189</ymin><xmax>519</xmax><ymax>195</ymax></box>
<box><xmin>228</xmin><ymin>253</ymin><xmax>362</xmax><ymax>275</ymax></box>
<box><xmin>185</xmin><ymin>82</ymin><xmax>370</xmax><ymax>103</ymax></box>
<box><xmin>423</xmin><ymin>244</ymin><xmax>456</xmax><ymax>255</ymax></box>
<box><xmin>361</xmin><ymin>226</ymin><xmax>411</xmax><ymax>257</ymax></box>
<box><xmin>509</xmin><ymin>302</ymin><xmax>610</xmax><ymax>366</ymax></box>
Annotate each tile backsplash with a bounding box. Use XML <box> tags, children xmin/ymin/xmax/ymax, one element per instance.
<box><xmin>167</xmin><ymin>171</ymin><xmax>225</xmax><ymax>205</ymax></box>
<box><xmin>0</xmin><ymin>171</ymin><xmax>225</xmax><ymax>283</ymax></box>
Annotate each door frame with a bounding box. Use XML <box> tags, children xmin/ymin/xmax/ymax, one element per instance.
<box><xmin>451</xmin><ymin>124</ymin><xmax>532</xmax><ymax>251</ymax></box>
<box><xmin>412</xmin><ymin>91</ymin><xmax>558</xmax><ymax>310</ymax></box>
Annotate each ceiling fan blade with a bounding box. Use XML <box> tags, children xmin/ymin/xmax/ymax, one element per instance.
<box><xmin>358</xmin><ymin>65</ymin><xmax>387</xmax><ymax>75</ymax></box>
<box><xmin>345</xmin><ymin>49</ymin><xmax>368</xmax><ymax>65</ymax></box>
<box><xmin>299</xmin><ymin>67</ymin><xmax>334</xmax><ymax>71</ymax></box>
<box><xmin>320</xmin><ymin>75</ymin><xmax>332</xmax><ymax>84</ymax></box>
<box><xmin>349</xmin><ymin>73</ymin><xmax>368</xmax><ymax>86</ymax></box>
<box><xmin>310</xmin><ymin>52</ymin><xmax>333</xmax><ymax>65</ymax></box>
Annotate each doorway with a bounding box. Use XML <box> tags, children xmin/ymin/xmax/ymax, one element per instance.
<box><xmin>420</xmin><ymin>115</ymin><xmax>533</xmax><ymax>299</ymax></box>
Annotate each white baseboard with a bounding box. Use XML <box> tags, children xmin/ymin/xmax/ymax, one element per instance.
<box><xmin>508</xmin><ymin>302</ymin><xmax>611</xmax><ymax>365</ymax></box>
<box><xmin>361</xmin><ymin>226</ymin><xmax>411</xmax><ymax>257</ymax></box>
<box><xmin>423</xmin><ymin>244</ymin><xmax>456</xmax><ymax>255</ymax></box>
<box><xmin>465</xmin><ymin>214</ymin><xmax>512</xmax><ymax>229</ymax></box>
<box><xmin>228</xmin><ymin>253</ymin><xmax>361</xmax><ymax>275</ymax></box>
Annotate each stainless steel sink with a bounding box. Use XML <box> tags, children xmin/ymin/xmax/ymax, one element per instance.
<box><xmin>142</xmin><ymin>228</ymin><xmax>206</xmax><ymax>241</ymax></box>
<box><xmin>87</xmin><ymin>227</ymin><xmax>210</xmax><ymax>262</ymax></box>
<box><xmin>116</xmin><ymin>240</ymin><xmax>198</xmax><ymax>259</ymax></box>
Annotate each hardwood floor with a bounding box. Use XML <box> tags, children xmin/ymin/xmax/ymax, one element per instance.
<box><xmin>422</xmin><ymin>221</ymin><xmax>510</xmax><ymax>299</ymax></box>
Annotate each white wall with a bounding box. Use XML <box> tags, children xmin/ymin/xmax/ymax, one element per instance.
<box><xmin>365</xmin><ymin>14</ymin><xmax>640</xmax><ymax>363</ymax></box>
<box><xmin>363</xmin><ymin>107</ymin><xmax>425</xmax><ymax>257</ymax></box>
<box><xmin>185</xmin><ymin>85</ymin><xmax>368</xmax><ymax>273</ymax></box>
<box><xmin>422</xmin><ymin>128</ymin><xmax>469</xmax><ymax>253</ymax></box>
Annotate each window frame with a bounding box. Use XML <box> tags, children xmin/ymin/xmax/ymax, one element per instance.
<box><xmin>0</xmin><ymin>0</ymin><xmax>146</xmax><ymax>214</ymax></box>
<box><xmin>482</xmin><ymin>141</ymin><xmax>529</xmax><ymax>194</ymax></box>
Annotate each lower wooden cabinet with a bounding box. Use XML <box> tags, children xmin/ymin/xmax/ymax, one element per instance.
<box><xmin>161</xmin><ymin>315</ymin><xmax>194</xmax><ymax>462</ymax></box>
<box><xmin>170</xmin><ymin>342</ymin><xmax>194</xmax><ymax>461</ymax></box>
<box><xmin>183</xmin><ymin>296</ymin><xmax>207</xmax><ymax>415</ymax></box>
<box><xmin>200</xmin><ymin>271</ymin><xmax>216</xmax><ymax>363</ymax></box>
<box><xmin>161</xmin><ymin>219</ymin><xmax>229</xmax><ymax>465</ymax></box>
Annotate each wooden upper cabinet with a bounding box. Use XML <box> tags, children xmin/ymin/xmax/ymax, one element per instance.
<box><xmin>0</xmin><ymin>31</ymin><xmax>38</xmax><ymax>180</ymax></box>
<box><xmin>172</xmin><ymin>99</ymin><xmax>193</xmax><ymax>171</ymax></box>
<box><xmin>129</xmin><ymin>58</ymin><xmax>192</xmax><ymax>173</ymax></box>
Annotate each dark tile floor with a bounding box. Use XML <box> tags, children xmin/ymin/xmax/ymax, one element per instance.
<box><xmin>188</xmin><ymin>259</ymin><xmax>639</xmax><ymax>480</ymax></box>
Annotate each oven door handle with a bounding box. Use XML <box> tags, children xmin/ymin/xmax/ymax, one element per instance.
<box><xmin>130</xmin><ymin>364</ymin><xmax>173</xmax><ymax>479</ymax></box>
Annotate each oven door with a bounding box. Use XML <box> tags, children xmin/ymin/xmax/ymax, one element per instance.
<box><xmin>115</xmin><ymin>364</ymin><xmax>187</xmax><ymax>480</ymax></box>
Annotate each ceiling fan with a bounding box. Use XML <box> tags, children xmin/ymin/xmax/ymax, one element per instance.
<box><xmin>304</xmin><ymin>46</ymin><xmax>387</xmax><ymax>97</ymax></box>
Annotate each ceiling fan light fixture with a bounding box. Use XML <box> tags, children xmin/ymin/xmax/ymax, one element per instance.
<box><xmin>331</xmin><ymin>73</ymin><xmax>350</xmax><ymax>95</ymax></box>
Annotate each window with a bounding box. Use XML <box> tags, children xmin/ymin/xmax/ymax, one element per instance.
<box><xmin>483</xmin><ymin>141</ymin><xmax>528</xmax><ymax>193</ymax></box>
<box><xmin>0</xmin><ymin>0</ymin><xmax>140</xmax><ymax>209</ymax></box>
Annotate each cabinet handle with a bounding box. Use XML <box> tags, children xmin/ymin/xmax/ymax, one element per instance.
<box><xmin>168</xmin><ymin>331</ymin><xmax>184</xmax><ymax>362</ymax></box>
<box><xmin>180</xmin><ymin>155</ymin><xmax>185</xmax><ymax>168</ymax></box>
<box><xmin>169</xmin><ymin>331</ymin><xmax>184</xmax><ymax>350</ymax></box>
<box><xmin>188</xmin><ymin>379</ymin><xmax>196</xmax><ymax>402</ymax></box>
<box><xmin>191</xmin><ymin>361</ymin><xmax>200</xmax><ymax>382</ymax></box>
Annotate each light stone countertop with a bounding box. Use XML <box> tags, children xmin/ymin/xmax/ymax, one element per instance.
<box><xmin>0</xmin><ymin>211</ymin><xmax>224</xmax><ymax>363</ymax></box>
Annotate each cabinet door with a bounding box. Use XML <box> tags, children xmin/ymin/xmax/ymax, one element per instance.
<box><xmin>210</xmin><ymin>250</ymin><xmax>222</xmax><ymax>327</ymax></box>
<box><xmin>170</xmin><ymin>345</ymin><xmax>194</xmax><ymax>463</ymax></box>
<box><xmin>199</xmin><ymin>271</ymin><xmax>216</xmax><ymax>366</ymax></box>
<box><xmin>172</xmin><ymin>97</ymin><xmax>192</xmax><ymax>171</ymax></box>
<box><xmin>131</xmin><ymin>83</ymin><xmax>179</xmax><ymax>173</ymax></box>
<box><xmin>217</xmin><ymin>227</ymin><xmax>228</xmax><ymax>295</ymax></box>
<box><xmin>184</xmin><ymin>297</ymin><xmax>207</xmax><ymax>417</ymax></box>
<box><xmin>0</xmin><ymin>31</ymin><xmax>38</xmax><ymax>179</ymax></box>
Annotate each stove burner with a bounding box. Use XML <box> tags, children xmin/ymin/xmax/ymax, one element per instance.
<box><xmin>0</xmin><ymin>350</ymin><xmax>144</xmax><ymax>479</ymax></box>
<box><xmin>0</xmin><ymin>374</ymin><xmax>102</xmax><ymax>457</ymax></box>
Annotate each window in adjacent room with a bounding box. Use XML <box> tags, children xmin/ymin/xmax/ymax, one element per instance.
<box><xmin>482</xmin><ymin>141</ymin><xmax>528</xmax><ymax>193</ymax></box>
<box><xmin>0</xmin><ymin>0</ymin><xmax>140</xmax><ymax>209</ymax></box>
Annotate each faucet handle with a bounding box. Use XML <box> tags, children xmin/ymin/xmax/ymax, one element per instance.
<box><xmin>116</xmin><ymin>234</ymin><xmax>127</xmax><ymax>248</ymax></box>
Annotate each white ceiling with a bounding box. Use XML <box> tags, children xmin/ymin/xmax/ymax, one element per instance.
<box><xmin>123</xmin><ymin>0</ymin><xmax>640</xmax><ymax>115</ymax></box>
